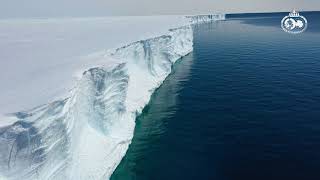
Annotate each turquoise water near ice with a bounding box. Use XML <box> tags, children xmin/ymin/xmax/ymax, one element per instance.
<box><xmin>112</xmin><ymin>12</ymin><xmax>320</xmax><ymax>180</ymax></box>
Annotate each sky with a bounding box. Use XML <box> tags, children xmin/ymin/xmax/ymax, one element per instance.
<box><xmin>1</xmin><ymin>0</ymin><xmax>320</xmax><ymax>18</ymax></box>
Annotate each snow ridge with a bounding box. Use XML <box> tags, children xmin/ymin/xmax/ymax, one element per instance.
<box><xmin>0</xmin><ymin>25</ymin><xmax>193</xmax><ymax>180</ymax></box>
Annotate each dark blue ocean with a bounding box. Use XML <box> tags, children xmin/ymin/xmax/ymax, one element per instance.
<box><xmin>112</xmin><ymin>12</ymin><xmax>320</xmax><ymax>180</ymax></box>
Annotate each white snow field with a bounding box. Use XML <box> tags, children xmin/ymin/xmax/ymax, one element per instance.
<box><xmin>0</xmin><ymin>15</ymin><xmax>224</xmax><ymax>180</ymax></box>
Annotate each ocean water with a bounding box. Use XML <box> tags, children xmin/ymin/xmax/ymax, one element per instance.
<box><xmin>111</xmin><ymin>12</ymin><xmax>320</xmax><ymax>180</ymax></box>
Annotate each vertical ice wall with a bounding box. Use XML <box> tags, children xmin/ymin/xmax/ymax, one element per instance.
<box><xmin>186</xmin><ymin>14</ymin><xmax>225</xmax><ymax>24</ymax></box>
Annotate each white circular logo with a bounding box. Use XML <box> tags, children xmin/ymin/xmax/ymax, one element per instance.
<box><xmin>281</xmin><ymin>10</ymin><xmax>307</xmax><ymax>34</ymax></box>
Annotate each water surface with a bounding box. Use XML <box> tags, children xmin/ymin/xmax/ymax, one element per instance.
<box><xmin>112</xmin><ymin>12</ymin><xmax>320</xmax><ymax>180</ymax></box>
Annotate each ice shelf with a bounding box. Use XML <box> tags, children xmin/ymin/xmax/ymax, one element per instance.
<box><xmin>0</xmin><ymin>15</ymin><xmax>224</xmax><ymax>180</ymax></box>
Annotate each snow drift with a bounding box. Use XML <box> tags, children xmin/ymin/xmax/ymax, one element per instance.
<box><xmin>0</xmin><ymin>15</ymin><xmax>223</xmax><ymax>180</ymax></box>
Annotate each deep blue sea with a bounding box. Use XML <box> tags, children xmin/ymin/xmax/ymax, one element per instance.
<box><xmin>112</xmin><ymin>12</ymin><xmax>320</xmax><ymax>180</ymax></box>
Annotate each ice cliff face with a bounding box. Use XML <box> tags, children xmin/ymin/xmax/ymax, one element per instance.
<box><xmin>186</xmin><ymin>14</ymin><xmax>225</xmax><ymax>24</ymax></box>
<box><xmin>0</xmin><ymin>25</ymin><xmax>193</xmax><ymax>180</ymax></box>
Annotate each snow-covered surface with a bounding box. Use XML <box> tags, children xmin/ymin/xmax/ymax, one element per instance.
<box><xmin>0</xmin><ymin>14</ymin><xmax>224</xmax><ymax>180</ymax></box>
<box><xmin>0</xmin><ymin>16</ymin><xmax>192</xmax><ymax>115</ymax></box>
